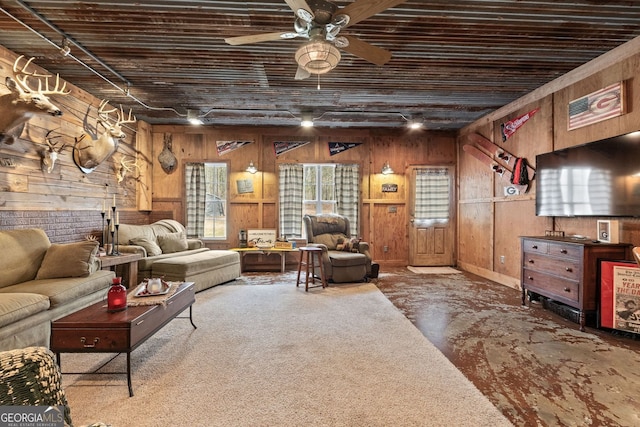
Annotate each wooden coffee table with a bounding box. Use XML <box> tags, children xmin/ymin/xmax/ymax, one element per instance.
<box><xmin>50</xmin><ymin>281</ymin><xmax>196</xmax><ymax>397</ymax></box>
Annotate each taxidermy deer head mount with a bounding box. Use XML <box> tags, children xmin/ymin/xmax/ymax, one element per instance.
<box><xmin>0</xmin><ymin>56</ymin><xmax>70</xmax><ymax>145</ymax></box>
<box><xmin>73</xmin><ymin>100</ymin><xmax>136</xmax><ymax>173</ymax></box>
<box><xmin>115</xmin><ymin>155</ymin><xmax>141</xmax><ymax>183</ymax></box>
<box><xmin>40</xmin><ymin>129</ymin><xmax>68</xmax><ymax>173</ymax></box>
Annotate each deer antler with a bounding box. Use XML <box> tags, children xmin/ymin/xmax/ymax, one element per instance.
<box><xmin>98</xmin><ymin>100</ymin><xmax>136</xmax><ymax>126</ymax></box>
<box><xmin>44</xmin><ymin>129</ymin><xmax>67</xmax><ymax>153</ymax></box>
<box><xmin>13</xmin><ymin>55</ymin><xmax>70</xmax><ymax>95</ymax></box>
<box><xmin>116</xmin><ymin>156</ymin><xmax>141</xmax><ymax>183</ymax></box>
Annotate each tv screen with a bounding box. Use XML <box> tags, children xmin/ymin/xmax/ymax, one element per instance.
<box><xmin>536</xmin><ymin>132</ymin><xmax>640</xmax><ymax>217</ymax></box>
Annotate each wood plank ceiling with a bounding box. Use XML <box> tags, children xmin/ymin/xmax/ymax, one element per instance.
<box><xmin>0</xmin><ymin>0</ymin><xmax>639</xmax><ymax>130</ymax></box>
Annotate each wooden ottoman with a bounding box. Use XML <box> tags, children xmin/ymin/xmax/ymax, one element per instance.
<box><xmin>152</xmin><ymin>250</ymin><xmax>240</xmax><ymax>292</ymax></box>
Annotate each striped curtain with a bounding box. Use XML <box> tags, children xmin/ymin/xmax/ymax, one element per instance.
<box><xmin>185</xmin><ymin>163</ymin><xmax>206</xmax><ymax>238</ymax></box>
<box><xmin>278</xmin><ymin>164</ymin><xmax>304</xmax><ymax>237</ymax></box>
<box><xmin>335</xmin><ymin>164</ymin><xmax>360</xmax><ymax>235</ymax></box>
<box><xmin>415</xmin><ymin>167</ymin><xmax>450</xmax><ymax>222</ymax></box>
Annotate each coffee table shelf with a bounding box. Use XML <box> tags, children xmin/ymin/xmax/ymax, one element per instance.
<box><xmin>50</xmin><ymin>281</ymin><xmax>196</xmax><ymax>396</ymax></box>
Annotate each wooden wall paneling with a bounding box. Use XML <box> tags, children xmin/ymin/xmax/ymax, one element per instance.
<box><xmin>553</xmin><ymin>63</ymin><xmax>629</xmax><ymax>149</ymax></box>
<box><xmin>493</xmin><ymin>199</ymin><xmax>548</xmax><ymax>280</ymax></box>
<box><xmin>458</xmin><ymin>132</ymin><xmax>494</xmax><ymax>201</ymax></box>
<box><xmin>229</xmin><ymin>203</ymin><xmax>261</xmax><ymax>247</ymax></box>
<box><xmin>620</xmin><ymin>53</ymin><xmax>640</xmax><ymax>132</ymax></box>
<box><xmin>372</xmin><ymin>203</ymin><xmax>408</xmax><ymax>266</ymax></box>
<box><xmin>151</xmin><ymin>132</ymin><xmax>188</xmax><ymax>199</ymax></box>
<box><xmin>135</xmin><ymin>120</ymin><xmax>153</xmax><ymax>211</ymax></box>
<box><xmin>426</xmin><ymin>132</ymin><xmax>457</xmax><ymax>163</ymax></box>
<box><xmin>458</xmin><ymin>202</ymin><xmax>493</xmax><ymax>270</ymax></box>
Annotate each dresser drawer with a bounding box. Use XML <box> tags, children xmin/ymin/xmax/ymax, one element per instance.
<box><xmin>522</xmin><ymin>240</ymin><xmax>548</xmax><ymax>254</ymax></box>
<box><xmin>51</xmin><ymin>328</ymin><xmax>130</xmax><ymax>352</ymax></box>
<box><xmin>548</xmin><ymin>242</ymin><xmax>581</xmax><ymax>259</ymax></box>
<box><xmin>523</xmin><ymin>252</ymin><xmax>581</xmax><ymax>280</ymax></box>
<box><xmin>523</xmin><ymin>268</ymin><xmax>580</xmax><ymax>304</ymax></box>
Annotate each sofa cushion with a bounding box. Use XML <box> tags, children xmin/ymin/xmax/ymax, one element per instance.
<box><xmin>0</xmin><ymin>229</ymin><xmax>51</xmax><ymax>289</ymax></box>
<box><xmin>152</xmin><ymin>250</ymin><xmax>240</xmax><ymax>276</ymax></box>
<box><xmin>129</xmin><ymin>237</ymin><xmax>162</xmax><ymax>256</ymax></box>
<box><xmin>0</xmin><ymin>293</ymin><xmax>50</xmax><ymax>328</ymax></box>
<box><xmin>36</xmin><ymin>241</ymin><xmax>99</xmax><ymax>280</ymax></box>
<box><xmin>0</xmin><ymin>270</ymin><xmax>114</xmax><ymax>308</ymax></box>
<box><xmin>313</xmin><ymin>233</ymin><xmax>348</xmax><ymax>250</ymax></box>
<box><xmin>157</xmin><ymin>232</ymin><xmax>188</xmax><ymax>253</ymax></box>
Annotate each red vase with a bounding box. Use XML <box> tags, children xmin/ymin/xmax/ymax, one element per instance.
<box><xmin>107</xmin><ymin>277</ymin><xmax>127</xmax><ymax>312</ymax></box>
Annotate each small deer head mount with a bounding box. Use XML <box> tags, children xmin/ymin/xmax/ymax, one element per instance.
<box><xmin>0</xmin><ymin>56</ymin><xmax>70</xmax><ymax>145</ymax></box>
<box><xmin>115</xmin><ymin>155</ymin><xmax>141</xmax><ymax>183</ymax></box>
<box><xmin>73</xmin><ymin>100</ymin><xmax>136</xmax><ymax>173</ymax></box>
<box><xmin>40</xmin><ymin>129</ymin><xmax>68</xmax><ymax>173</ymax></box>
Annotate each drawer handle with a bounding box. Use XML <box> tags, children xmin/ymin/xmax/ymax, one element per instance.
<box><xmin>528</xmin><ymin>259</ymin><xmax>534</xmax><ymax>263</ymax></box>
<box><xmin>565</xmin><ymin>267</ymin><xmax>572</xmax><ymax>272</ymax></box>
<box><xmin>528</xmin><ymin>276</ymin><xmax>534</xmax><ymax>280</ymax></box>
<box><xmin>532</xmin><ymin>245</ymin><xmax>538</xmax><ymax>249</ymax></box>
<box><xmin>560</xmin><ymin>249</ymin><xmax>568</xmax><ymax>254</ymax></box>
<box><xmin>80</xmin><ymin>337</ymin><xmax>99</xmax><ymax>348</ymax></box>
<box><xmin>136</xmin><ymin>320</ymin><xmax>145</xmax><ymax>326</ymax></box>
<box><xmin>564</xmin><ymin>287</ymin><xmax>571</xmax><ymax>293</ymax></box>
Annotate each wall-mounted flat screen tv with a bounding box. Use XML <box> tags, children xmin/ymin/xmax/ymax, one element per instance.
<box><xmin>536</xmin><ymin>132</ymin><xmax>640</xmax><ymax>217</ymax></box>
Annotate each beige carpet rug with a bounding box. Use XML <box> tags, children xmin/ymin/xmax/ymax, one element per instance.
<box><xmin>407</xmin><ymin>266</ymin><xmax>462</xmax><ymax>274</ymax></box>
<box><xmin>62</xmin><ymin>282</ymin><xmax>511</xmax><ymax>427</ymax></box>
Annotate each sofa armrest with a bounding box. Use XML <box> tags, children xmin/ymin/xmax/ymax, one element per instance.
<box><xmin>187</xmin><ymin>239</ymin><xmax>204</xmax><ymax>250</ymax></box>
<box><xmin>117</xmin><ymin>244</ymin><xmax>147</xmax><ymax>257</ymax></box>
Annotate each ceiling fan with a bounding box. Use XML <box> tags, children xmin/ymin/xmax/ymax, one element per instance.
<box><xmin>224</xmin><ymin>0</ymin><xmax>407</xmax><ymax>79</ymax></box>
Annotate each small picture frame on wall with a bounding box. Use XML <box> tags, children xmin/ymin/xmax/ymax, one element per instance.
<box><xmin>597</xmin><ymin>220</ymin><xmax>619</xmax><ymax>243</ymax></box>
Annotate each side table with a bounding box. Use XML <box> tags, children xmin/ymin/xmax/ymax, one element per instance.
<box><xmin>296</xmin><ymin>246</ymin><xmax>327</xmax><ymax>291</ymax></box>
<box><xmin>231</xmin><ymin>247</ymin><xmax>299</xmax><ymax>273</ymax></box>
<box><xmin>99</xmin><ymin>253</ymin><xmax>143</xmax><ymax>288</ymax></box>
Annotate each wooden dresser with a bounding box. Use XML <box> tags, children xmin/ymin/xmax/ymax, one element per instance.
<box><xmin>520</xmin><ymin>236</ymin><xmax>631</xmax><ymax>330</ymax></box>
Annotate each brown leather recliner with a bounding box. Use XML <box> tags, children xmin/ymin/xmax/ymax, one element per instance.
<box><xmin>303</xmin><ymin>214</ymin><xmax>372</xmax><ymax>283</ymax></box>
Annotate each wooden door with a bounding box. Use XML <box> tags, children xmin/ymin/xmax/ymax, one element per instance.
<box><xmin>408</xmin><ymin>166</ymin><xmax>455</xmax><ymax>266</ymax></box>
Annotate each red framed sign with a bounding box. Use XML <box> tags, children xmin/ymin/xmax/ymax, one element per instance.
<box><xmin>600</xmin><ymin>260</ymin><xmax>640</xmax><ymax>332</ymax></box>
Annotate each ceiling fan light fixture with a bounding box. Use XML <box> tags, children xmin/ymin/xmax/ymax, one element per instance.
<box><xmin>295</xmin><ymin>40</ymin><xmax>341</xmax><ymax>75</ymax></box>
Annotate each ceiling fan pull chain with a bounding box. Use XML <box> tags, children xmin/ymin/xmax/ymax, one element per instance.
<box><xmin>317</xmin><ymin>73</ymin><xmax>321</xmax><ymax>90</ymax></box>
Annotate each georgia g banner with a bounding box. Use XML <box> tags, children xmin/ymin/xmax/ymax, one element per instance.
<box><xmin>500</xmin><ymin>108</ymin><xmax>539</xmax><ymax>141</ymax></box>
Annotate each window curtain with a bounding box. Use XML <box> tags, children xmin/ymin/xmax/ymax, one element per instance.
<box><xmin>415</xmin><ymin>167</ymin><xmax>450</xmax><ymax>221</ymax></box>
<box><xmin>335</xmin><ymin>164</ymin><xmax>359</xmax><ymax>235</ymax></box>
<box><xmin>185</xmin><ymin>163</ymin><xmax>206</xmax><ymax>238</ymax></box>
<box><xmin>278</xmin><ymin>164</ymin><xmax>304</xmax><ymax>237</ymax></box>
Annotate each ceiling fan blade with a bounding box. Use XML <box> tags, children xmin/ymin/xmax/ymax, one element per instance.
<box><xmin>284</xmin><ymin>0</ymin><xmax>313</xmax><ymax>16</ymax></box>
<box><xmin>295</xmin><ymin>66</ymin><xmax>311</xmax><ymax>80</ymax></box>
<box><xmin>225</xmin><ymin>32</ymin><xmax>297</xmax><ymax>46</ymax></box>
<box><xmin>341</xmin><ymin>0</ymin><xmax>407</xmax><ymax>27</ymax></box>
<box><xmin>341</xmin><ymin>35</ymin><xmax>392</xmax><ymax>66</ymax></box>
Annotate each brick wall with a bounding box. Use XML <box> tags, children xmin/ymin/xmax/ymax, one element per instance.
<box><xmin>0</xmin><ymin>210</ymin><xmax>151</xmax><ymax>243</ymax></box>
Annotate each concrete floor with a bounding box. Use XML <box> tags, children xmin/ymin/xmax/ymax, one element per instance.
<box><xmin>375</xmin><ymin>267</ymin><xmax>640</xmax><ymax>427</ymax></box>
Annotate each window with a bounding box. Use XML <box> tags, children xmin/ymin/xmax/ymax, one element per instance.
<box><xmin>303</xmin><ymin>164</ymin><xmax>337</xmax><ymax>215</ymax></box>
<box><xmin>279</xmin><ymin>163</ymin><xmax>359</xmax><ymax>238</ymax></box>
<box><xmin>185</xmin><ymin>162</ymin><xmax>227</xmax><ymax>239</ymax></box>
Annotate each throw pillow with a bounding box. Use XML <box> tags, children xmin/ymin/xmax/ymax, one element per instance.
<box><xmin>129</xmin><ymin>237</ymin><xmax>162</xmax><ymax>256</ymax></box>
<box><xmin>36</xmin><ymin>241</ymin><xmax>99</xmax><ymax>279</ymax></box>
<box><xmin>313</xmin><ymin>233</ymin><xmax>348</xmax><ymax>250</ymax></box>
<box><xmin>157</xmin><ymin>232</ymin><xmax>188</xmax><ymax>254</ymax></box>
<box><xmin>336</xmin><ymin>237</ymin><xmax>360</xmax><ymax>252</ymax></box>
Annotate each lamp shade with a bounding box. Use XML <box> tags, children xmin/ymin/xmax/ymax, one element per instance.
<box><xmin>295</xmin><ymin>40</ymin><xmax>341</xmax><ymax>75</ymax></box>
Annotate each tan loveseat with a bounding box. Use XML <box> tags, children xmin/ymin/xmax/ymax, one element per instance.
<box><xmin>0</xmin><ymin>229</ymin><xmax>115</xmax><ymax>351</ymax></box>
<box><xmin>117</xmin><ymin>219</ymin><xmax>240</xmax><ymax>292</ymax></box>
